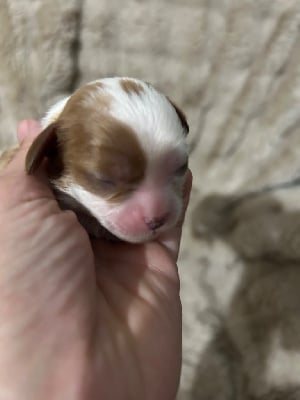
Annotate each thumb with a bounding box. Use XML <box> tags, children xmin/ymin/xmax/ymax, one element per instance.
<box><xmin>0</xmin><ymin>119</ymin><xmax>56</xmax><ymax>208</ymax></box>
<box><xmin>5</xmin><ymin>119</ymin><xmax>41</xmax><ymax>174</ymax></box>
<box><xmin>17</xmin><ymin>119</ymin><xmax>42</xmax><ymax>143</ymax></box>
<box><xmin>158</xmin><ymin>169</ymin><xmax>193</xmax><ymax>260</ymax></box>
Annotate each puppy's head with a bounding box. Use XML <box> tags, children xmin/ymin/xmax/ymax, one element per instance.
<box><xmin>26</xmin><ymin>78</ymin><xmax>189</xmax><ymax>243</ymax></box>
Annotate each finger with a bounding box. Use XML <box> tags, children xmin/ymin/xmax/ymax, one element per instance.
<box><xmin>91</xmin><ymin>238</ymin><xmax>180</xmax><ymax>287</ymax></box>
<box><xmin>178</xmin><ymin>168</ymin><xmax>193</xmax><ymax>226</ymax></box>
<box><xmin>5</xmin><ymin>119</ymin><xmax>42</xmax><ymax>175</ymax></box>
<box><xmin>17</xmin><ymin>119</ymin><xmax>41</xmax><ymax>143</ymax></box>
<box><xmin>157</xmin><ymin>169</ymin><xmax>193</xmax><ymax>260</ymax></box>
<box><xmin>1</xmin><ymin>120</ymin><xmax>56</xmax><ymax>206</ymax></box>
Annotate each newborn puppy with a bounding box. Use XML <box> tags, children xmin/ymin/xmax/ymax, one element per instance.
<box><xmin>6</xmin><ymin>78</ymin><xmax>189</xmax><ymax>243</ymax></box>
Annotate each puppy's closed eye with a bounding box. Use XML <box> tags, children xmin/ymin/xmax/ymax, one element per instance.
<box><xmin>94</xmin><ymin>176</ymin><xmax>117</xmax><ymax>189</ymax></box>
<box><xmin>81</xmin><ymin>171</ymin><xmax>136</xmax><ymax>200</ymax></box>
<box><xmin>77</xmin><ymin>171</ymin><xmax>117</xmax><ymax>194</ymax></box>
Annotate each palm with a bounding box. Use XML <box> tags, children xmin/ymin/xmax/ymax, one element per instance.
<box><xmin>90</xmin><ymin>240</ymin><xmax>182</xmax><ymax>400</ymax></box>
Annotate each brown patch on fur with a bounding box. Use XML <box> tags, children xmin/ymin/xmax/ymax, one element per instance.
<box><xmin>23</xmin><ymin>81</ymin><xmax>146</xmax><ymax>204</ymax></box>
<box><xmin>55</xmin><ymin>87</ymin><xmax>146</xmax><ymax>202</ymax></box>
<box><xmin>62</xmin><ymin>81</ymin><xmax>111</xmax><ymax>116</ymax></box>
<box><xmin>60</xmin><ymin>115</ymin><xmax>146</xmax><ymax>201</ymax></box>
<box><xmin>120</xmin><ymin>79</ymin><xmax>144</xmax><ymax>96</ymax></box>
<box><xmin>25</xmin><ymin>82</ymin><xmax>112</xmax><ymax>178</ymax></box>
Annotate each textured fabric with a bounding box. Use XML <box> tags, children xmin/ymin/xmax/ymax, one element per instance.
<box><xmin>1</xmin><ymin>1</ymin><xmax>300</xmax><ymax>399</ymax></box>
<box><xmin>0</xmin><ymin>0</ymin><xmax>80</xmax><ymax>147</ymax></box>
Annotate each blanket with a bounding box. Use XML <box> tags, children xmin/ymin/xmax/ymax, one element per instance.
<box><xmin>1</xmin><ymin>1</ymin><xmax>300</xmax><ymax>398</ymax></box>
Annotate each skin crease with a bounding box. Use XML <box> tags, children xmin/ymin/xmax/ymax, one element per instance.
<box><xmin>0</xmin><ymin>120</ymin><xmax>192</xmax><ymax>400</ymax></box>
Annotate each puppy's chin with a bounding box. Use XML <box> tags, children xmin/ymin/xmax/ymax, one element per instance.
<box><xmin>107</xmin><ymin>230</ymin><xmax>157</xmax><ymax>244</ymax></box>
<box><xmin>101</xmin><ymin>222</ymin><xmax>172</xmax><ymax>244</ymax></box>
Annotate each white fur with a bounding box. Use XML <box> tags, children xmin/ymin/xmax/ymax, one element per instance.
<box><xmin>93</xmin><ymin>78</ymin><xmax>187</xmax><ymax>157</ymax></box>
<box><xmin>42</xmin><ymin>97</ymin><xmax>70</xmax><ymax>128</ymax></box>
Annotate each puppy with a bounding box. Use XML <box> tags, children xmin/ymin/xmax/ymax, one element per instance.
<box><xmin>1</xmin><ymin>77</ymin><xmax>189</xmax><ymax>243</ymax></box>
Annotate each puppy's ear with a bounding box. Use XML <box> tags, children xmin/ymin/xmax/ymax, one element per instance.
<box><xmin>167</xmin><ymin>97</ymin><xmax>189</xmax><ymax>135</ymax></box>
<box><xmin>25</xmin><ymin>122</ymin><xmax>60</xmax><ymax>174</ymax></box>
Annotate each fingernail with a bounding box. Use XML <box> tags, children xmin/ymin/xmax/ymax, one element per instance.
<box><xmin>27</xmin><ymin>120</ymin><xmax>41</xmax><ymax>132</ymax></box>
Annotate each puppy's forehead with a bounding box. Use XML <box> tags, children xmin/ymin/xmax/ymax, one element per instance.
<box><xmin>60</xmin><ymin>77</ymin><xmax>187</xmax><ymax>153</ymax></box>
<box><xmin>92</xmin><ymin>78</ymin><xmax>188</xmax><ymax>156</ymax></box>
<box><xmin>58</xmin><ymin>78</ymin><xmax>187</xmax><ymax>177</ymax></box>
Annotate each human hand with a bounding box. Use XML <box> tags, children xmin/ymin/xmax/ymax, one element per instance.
<box><xmin>0</xmin><ymin>120</ymin><xmax>192</xmax><ymax>400</ymax></box>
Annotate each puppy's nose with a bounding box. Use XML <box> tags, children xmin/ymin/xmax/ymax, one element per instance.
<box><xmin>146</xmin><ymin>215</ymin><xmax>169</xmax><ymax>231</ymax></box>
